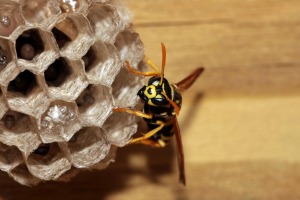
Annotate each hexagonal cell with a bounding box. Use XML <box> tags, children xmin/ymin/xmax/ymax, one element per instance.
<box><xmin>51</xmin><ymin>14</ymin><xmax>93</xmax><ymax>59</ymax></box>
<box><xmin>58</xmin><ymin>0</ymin><xmax>92</xmax><ymax>13</ymax></box>
<box><xmin>0</xmin><ymin>142</ymin><xmax>23</xmax><ymax>172</ymax></box>
<box><xmin>44</xmin><ymin>57</ymin><xmax>71</xmax><ymax>87</ymax></box>
<box><xmin>55</xmin><ymin>166</ymin><xmax>79</xmax><ymax>182</ymax></box>
<box><xmin>82</xmin><ymin>41</ymin><xmax>122</xmax><ymax>86</ymax></box>
<box><xmin>103</xmin><ymin>111</ymin><xmax>138</xmax><ymax>147</ymax></box>
<box><xmin>112</xmin><ymin>62</ymin><xmax>146</xmax><ymax>108</ymax></box>
<box><xmin>6</xmin><ymin>70</ymin><xmax>50</xmax><ymax>117</ymax></box>
<box><xmin>20</xmin><ymin>0</ymin><xmax>61</xmax><ymax>25</ymax></box>
<box><xmin>51</xmin><ymin>26</ymin><xmax>72</xmax><ymax>49</ymax></box>
<box><xmin>91</xmin><ymin>144</ymin><xmax>117</xmax><ymax>170</ymax></box>
<box><xmin>43</xmin><ymin>57</ymin><xmax>88</xmax><ymax>101</ymax></box>
<box><xmin>87</xmin><ymin>3</ymin><xmax>124</xmax><ymax>43</ymax></box>
<box><xmin>0</xmin><ymin>110</ymin><xmax>41</xmax><ymax>156</ymax></box>
<box><xmin>76</xmin><ymin>84</ymin><xmax>113</xmax><ymax>127</ymax></box>
<box><xmin>114</xmin><ymin>29</ymin><xmax>144</xmax><ymax>67</ymax></box>
<box><xmin>16</xmin><ymin>28</ymin><xmax>59</xmax><ymax>74</ymax></box>
<box><xmin>32</xmin><ymin>143</ymin><xmax>50</xmax><ymax>156</ymax></box>
<box><xmin>0</xmin><ymin>0</ymin><xmax>25</xmax><ymax>37</ymax></box>
<box><xmin>9</xmin><ymin>164</ymin><xmax>41</xmax><ymax>186</ymax></box>
<box><xmin>7</xmin><ymin>70</ymin><xmax>38</xmax><ymax>96</ymax></box>
<box><xmin>59</xmin><ymin>126</ymin><xmax>110</xmax><ymax>168</ymax></box>
<box><xmin>15</xmin><ymin>29</ymin><xmax>45</xmax><ymax>61</ymax></box>
<box><xmin>26</xmin><ymin>142</ymin><xmax>72</xmax><ymax>180</ymax></box>
<box><xmin>0</xmin><ymin>38</ymin><xmax>15</xmax><ymax>71</ymax></box>
<box><xmin>39</xmin><ymin>100</ymin><xmax>82</xmax><ymax>143</ymax></box>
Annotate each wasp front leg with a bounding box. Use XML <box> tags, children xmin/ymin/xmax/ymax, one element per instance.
<box><xmin>112</xmin><ymin>107</ymin><xmax>152</xmax><ymax>119</ymax></box>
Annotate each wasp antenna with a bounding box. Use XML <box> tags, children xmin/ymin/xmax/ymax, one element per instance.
<box><xmin>160</xmin><ymin>42</ymin><xmax>167</xmax><ymax>84</ymax></box>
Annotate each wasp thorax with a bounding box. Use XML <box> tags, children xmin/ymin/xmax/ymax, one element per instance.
<box><xmin>137</xmin><ymin>76</ymin><xmax>173</xmax><ymax>106</ymax></box>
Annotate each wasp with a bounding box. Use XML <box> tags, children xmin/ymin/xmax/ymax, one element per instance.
<box><xmin>113</xmin><ymin>43</ymin><xmax>204</xmax><ymax>185</ymax></box>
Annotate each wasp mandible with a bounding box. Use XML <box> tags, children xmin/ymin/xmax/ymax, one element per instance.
<box><xmin>113</xmin><ymin>43</ymin><xmax>204</xmax><ymax>185</ymax></box>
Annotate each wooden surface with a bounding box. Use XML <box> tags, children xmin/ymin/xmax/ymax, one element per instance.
<box><xmin>1</xmin><ymin>0</ymin><xmax>300</xmax><ymax>199</ymax></box>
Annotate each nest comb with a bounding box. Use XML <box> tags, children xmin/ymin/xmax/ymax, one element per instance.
<box><xmin>0</xmin><ymin>0</ymin><xmax>145</xmax><ymax>186</ymax></box>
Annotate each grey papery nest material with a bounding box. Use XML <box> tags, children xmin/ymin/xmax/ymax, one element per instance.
<box><xmin>0</xmin><ymin>0</ymin><xmax>145</xmax><ymax>186</ymax></box>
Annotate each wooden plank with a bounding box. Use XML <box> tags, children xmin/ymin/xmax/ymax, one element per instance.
<box><xmin>127</xmin><ymin>0</ymin><xmax>300</xmax><ymax>96</ymax></box>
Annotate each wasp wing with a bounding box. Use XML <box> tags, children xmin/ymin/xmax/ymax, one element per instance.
<box><xmin>173</xmin><ymin>116</ymin><xmax>186</xmax><ymax>185</ymax></box>
<box><xmin>174</xmin><ymin>67</ymin><xmax>204</xmax><ymax>92</ymax></box>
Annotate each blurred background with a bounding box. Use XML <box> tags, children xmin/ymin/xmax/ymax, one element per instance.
<box><xmin>1</xmin><ymin>0</ymin><xmax>300</xmax><ymax>199</ymax></box>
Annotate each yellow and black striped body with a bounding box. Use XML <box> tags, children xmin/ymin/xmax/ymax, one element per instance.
<box><xmin>138</xmin><ymin>76</ymin><xmax>182</xmax><ymax>146</ymax></box>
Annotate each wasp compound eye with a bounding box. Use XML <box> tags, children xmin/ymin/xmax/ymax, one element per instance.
<box><xmin>138</xmin><ymin>86</ymin><xmax>148</xmax><ymax>101</ymax></box>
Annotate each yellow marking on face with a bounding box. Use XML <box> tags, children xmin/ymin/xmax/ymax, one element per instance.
<box><xmin>156</xmin><ymin>94</ymin><xmax>163</xmax><ymax>99</ymax></box>
<box><xmin>144</xmin><ymin>85</ymin><xmax>156</xmax><ymax>99</ymax></box>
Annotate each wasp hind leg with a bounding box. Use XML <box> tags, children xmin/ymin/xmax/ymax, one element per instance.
<box><xmin>112</xmin><ymin>107</ymin><xmax>165</xmax><ymax>147</ymax></box>
<box><xmin>138</xmin><ymin>138</ymin><xmax>166</xmax><ymax>148</ymax></box>
<box><xmin>129</xmin><ymin>120</ymin><xmax>165</xmax><ymax>145</ymax></box>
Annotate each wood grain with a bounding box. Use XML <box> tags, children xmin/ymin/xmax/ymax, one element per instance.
<box><xmin>1</xmin><ymin>0</ymin><xmax>300</xmax><ymax>199</ymax></box>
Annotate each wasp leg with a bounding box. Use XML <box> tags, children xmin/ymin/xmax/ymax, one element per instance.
<box><xmin>112</xmin><ymin>107</ymin><xmax>152</xmax><ymax>119</ymax></box>
<box><xmin>138</xmin><ymin>139</ymin><xmax>166</xmax><ymax>148</ymax></box>
<box><xmin>125</xmin><ymin>61</ymin><xmax>160</xmax><ymax>77</ymax></box>
<box><xmin>129</xmin><ymin>121</ymin><xmax>165</xmax><ymax>145</ymax></box>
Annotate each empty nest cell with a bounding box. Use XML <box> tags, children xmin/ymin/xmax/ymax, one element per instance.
<box><xmin>27</xmin><ymin>142</ymin><xmax>72</xmax><ymax>180</ymax></box>
<box><xmin>82</xmin><ymin>41</ymin><xmax>122</xmax><ymax>86</ymax></box>
<box><xmin>0</xmin><ymin>110</ymin><xmax>41</xmax><ymax>155</ymax></box>
<box><xmin>60</xmin><ymin>126</ymin><xmax>110</xmax><ymax>168</ymax></box>
<box><xmin>44</xmin><ymin>57</ymin><xmax>71</xmax><ymax>87</ymax></box>
<box><xmin>9</xmin><ymin>164</ymin><xmax>41</xmax><ymax>186</ymax></box>
<box><xmin>87</xmin><ymin>3</ymin><xmax>124</xmax><ymax>43</ymax></box>
<box><xmin>76</xmin><ymin>84</ymin><xmax>113</xmax><ymax>127</ymax></box>
<box><xmin>7</xmin><ymin>70</ymin><xmax>38</xmax><ymax>96</ymax></box>
<box><xmin>51</xmin><ymin>14</ymin><xmax>93</xmax><ymax>58</ymax></box>
<box><xmin>0</xmin><ymin>142</ymin><xmax>23</xmax><ymax>172</ymax></box>
<box><xmin>43</xmin><ymin>57</ymin><xmax>88</xmax><ymax>101</ymax></box>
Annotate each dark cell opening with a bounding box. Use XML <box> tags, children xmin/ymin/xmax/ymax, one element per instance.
<box><xmin>2</xmin><ymin>114</ymin><xmax>16</xmax><ymax>129</ymax></box>
<box><xmin>7</xmin><ymin>70</ymin><xmax>38</xmax><ymax>96</ymax></box>
<box><xmin>15</xmin><ymin>29</ymin><xmax>45</xmax><ymax>60</ymax></box>
<box><xmin>1</xmin><ymin>111</ymin><xmax>31</xmax><ymax>130</ymax></box>
<box><xmin>82</xmin><ymin>47</ymin><xmax>96</xmax><ymax>72</ymax></box>
<box><xmin>33</xmin><ymin>143</ymin><xmax>50</xmax><ymax>156</ymax></box>
<box><xmin>44</xmin><ymin>57</ymin><xmax>71</xmax><ymax>87</ymax></box>
<box><xmin>51</xmin><ymin>27</ymin><xmax>71</xmax><ymax>49</ymax></box>
<box><xmin>75</xmin><ymin>85</ymin><xmax>95</xmax><ymax>113</ymax></box>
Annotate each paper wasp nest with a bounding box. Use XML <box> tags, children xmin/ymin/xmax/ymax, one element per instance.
<box><xmin>0</xmin><ymin>0</ymin><xmax>145</xmax><ymax>185</ymax></box>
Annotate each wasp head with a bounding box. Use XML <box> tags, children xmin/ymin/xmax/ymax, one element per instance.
<box><xmin>138</xmin><ymin>76</ymin><xmax>173</xmax><ymax>106</ymax></box>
